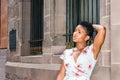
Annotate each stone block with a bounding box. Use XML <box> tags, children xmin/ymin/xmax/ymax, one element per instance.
<box><xmin>50</xmin><ymin>0</ymin><xmax>55</xmax><ymax>14</ymax></box>
<box><xmin>39</xmin><ymin>55</ymin><xmax>52</xmax><ymax>64</ymax></box>
<box><xmin>42</xmin><ymin>46</ymin><xmax>52</xmax><ymax>54</ymax></box>
<box><xmin>101</xmin><ymin>52</ymin><xmax>111</xmax><ymax>66</ymax></box>
<box><xmin>106</xmin><ymin>4</ymin><xmax>110</xmax><ymax>16</ymax></box>
<box><xmin>51</xmin><ymin>46</ymin><xmax>66</xmax><ymax>55</ymax></box>
<box><xmin>31</xmin><ymin>69</ymin><xmax>58</xmax><ymax>80</ymax></box>
<box><xmin>100</xmin><ymin>17</ymin><xmax>110</xmax><ymax>51</ymax></box>
<box><xmin>55</xmin><ymin>15</ymin><xmax>66</xmax><ymax>34</ymax></box>
<box><xmin>50</xmin><ymin>15</ymin><xmax>55</xmax><ymax>38</ymax></box>
<box><xmin>43</xmin><ymin>34</ymin><xmax>53</xmax><ymax>54</ymax></box>
<box><xmin>53</xmin><ymin>35</ymin><xmax>66</xmax><ymax>46</ymax></box>
<box><xmin>100</xmin><ymin>0</ymin><xmax>106</xmax><ymax>17</ymax></box>
<box><xmin>6</xmin><ymin>66</ymin><xmax>16</xmax><ymax>74</ymax></box>
<box><xmin>44</xmin><ymin>16</ymin><xmax>50</xmax><ymax>33</ymax></box>
<box><xmin>111</xmin><ymin>25</ymin><xmax>120</xmax><ymax>63</ymax></box>
<box><xmin>55</xmin><ymin>0</ymin><xmax>66</xmax><ymax>15</ymax></box>
<box><xmin>44</xmin><ymin>0</ymin><xmax>50</xmax><ymax>16</ymax></box>
<box><xmin>106</xmin><ymin>0</ymin><xmax>110</xmax><ymax>4</ymax></box>
<box><xmin>52</xmin><ymin>55</ymin><xmax>62</xmax><ymax>64</ymax></box>
<box><xmin>16</xmin><ymin>67</ymin><xmax>31</xmax><ymax>79</ymax></box>
<box><xmin>96</xmin><ymin>53</ymin><xmax>103</xmax><ymax>66</ymax></box>
<box><xmin>21</xmin><ymin>41</ymin><xmax>30</xmax><ymax>56</ymax></box>
<box><xmin>111</xmin><ymin>0</ymin><xmax>120</xmax><ymax>24</ymax></box>
<box><xmin>91</xmin><ymin>65</ymin><xmax>110</xmax><ymax>80</ymax></box>
<box><xmin>21</xmin><ymin>55</ymin><xmax>52</xmax><ymax>64</ymax></box>
<box><xmin>111</xmin><ymin>64</ymin><xmax>120</xmax><ymax>80</ymax></box>
<box><xmin>22</xmin><ymin>2</ymin><xmax>31</xmax><ymax>20</ymax></box>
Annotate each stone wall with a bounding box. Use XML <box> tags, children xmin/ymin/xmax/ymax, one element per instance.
<box><xmin>43</xmin><ymin>0</ymin><xmax>66</xmax><ymax>55</ymax></box>
<box><xmin>6</xmin><ymin>0</ymin><xmax>120</xmax><ymax>80</ymax></box>
<box><xmin>7</xmin><ymin>0</ymin><xmax>22</xmax><ymax>61</ymax></box>
<box><xmin>90</xmin><ymin>0</ymin><xmax>111</xmax><ymax>80</ymax></box>
<box><xmin>111</xmin><ymin>0</ymin><xmax>120</xmax><ymax>80</ymax></box>
<box><xmin>6</xmin><ymin>62</ymin><xmax>59</xmax><ymax>80</ymax></box>
<box><xmin>6</xmin><ymin>0</ymin><xmax>66</xmax><ymax>80</ymax></box>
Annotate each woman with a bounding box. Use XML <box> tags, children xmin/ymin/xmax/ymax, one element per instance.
<box><xmin>56</xmin><ymin>21</ymin><xmax>106</xmax><ymax>80</ymax></box>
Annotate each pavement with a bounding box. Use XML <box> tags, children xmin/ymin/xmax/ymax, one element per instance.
<box><xmin>0</xmin><ymin>49</ymin><xmax>7</xmax><ymax>80</ymax></box>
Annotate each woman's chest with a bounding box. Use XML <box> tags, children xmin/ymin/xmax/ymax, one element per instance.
<box><xmin>64</xmin><ymin>54</ymin><xmax>90</xmax><ymax>69</ymax></box>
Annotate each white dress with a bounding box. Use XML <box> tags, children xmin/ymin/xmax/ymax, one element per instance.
<box><xmin>60</xmin><ymin>44</ymin><xmax>97</xmax><ymax>80</ymax></box>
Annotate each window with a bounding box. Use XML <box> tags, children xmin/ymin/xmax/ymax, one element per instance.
<box><xmin>30</xmin><ymin>0</ymin><xmax>43</xmax><ymax>54</ymax></box>
<box><xmin>66</xmin><ymin>0</ymin><xmax>99</xmax><ymax>48</ymax></box>
<box><xmin>9</xmin><ymin>29</ymin><xmax>16</xmax><ymax>51</ymax></box>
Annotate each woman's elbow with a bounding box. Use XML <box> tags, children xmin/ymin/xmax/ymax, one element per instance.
<box><xmin>100</xmin><ymin>26</ymin><xmax>106</xmax><ymax>34</ymax></box>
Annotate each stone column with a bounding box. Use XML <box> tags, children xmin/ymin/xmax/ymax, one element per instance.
<box><xmin>52</xmin><ymin>0</ymin><xmax>66</xmax><ymax>54</ymax></box>
<box><xmin>8</xmin><ymin>0</ymin><xmax>23</xmax><ymax>61</ymax></box>
<box><xmin>111</xmin><ymin>0</ymin><xmax>120</xmax><ymax>80</ymax></box>
<box><xmin>43</xmin><ymin>0</ymin><xmax>53</xmax><ymax>55</ymax></box>
<box><xmin>21</xmin><ymin>0</ymin><xmax>31</xmax><ymax>56</ymax></box>
<box><xmin>91</xmin><ymin>0</ymin><xmax>111</xmax><ymax>80</ymax></box>
<box><xmin>43</xmin><ymin>0</ymin><xmax>66</xmax><ymax>55</ymax></box>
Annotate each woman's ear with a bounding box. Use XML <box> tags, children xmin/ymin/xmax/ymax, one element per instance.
<box><xmin>85</xmin><ymin>36</ymin><xmax>90</xmax><ymax>41</ymax></box>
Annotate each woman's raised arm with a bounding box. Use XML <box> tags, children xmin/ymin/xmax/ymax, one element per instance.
<box><xmin>92</xmin><ymin>24</ymin><xmax>106</xmax><ymax>59</ymax></box>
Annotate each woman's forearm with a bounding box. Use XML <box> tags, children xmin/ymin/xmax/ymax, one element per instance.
<box><xmin>56</xmin><ymin>73</ymin><xmax>65</xmax><ymax>80</ymax></box>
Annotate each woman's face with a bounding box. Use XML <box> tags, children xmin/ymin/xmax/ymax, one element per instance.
<box><xmin>73</xmin><ymin>25</ymin><xmax>89</xmax><ymax>43</ymax></box>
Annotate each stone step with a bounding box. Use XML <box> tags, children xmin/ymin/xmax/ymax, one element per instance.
<box><xmin>6</xmin><ymin>62</ymin><xmax>61</xmax><ymax>70</ymax></box>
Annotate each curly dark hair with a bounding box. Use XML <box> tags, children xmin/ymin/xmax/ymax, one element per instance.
<box><xmin>79</xmin><ymin>21</ymin><xmax>94</xmax><ymax>39</ymax></box>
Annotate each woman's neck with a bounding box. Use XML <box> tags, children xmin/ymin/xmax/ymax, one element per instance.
<box><xmin>76</xmin><ymin>42</ymin><xmax>87</xmax><ymax>52</ymax></box>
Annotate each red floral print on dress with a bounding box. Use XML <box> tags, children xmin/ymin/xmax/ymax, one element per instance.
<box><xmin>75</xmin><ymin>72</ymin><xmax>80</xmax><ymax>77</ymax></box>
<box><xmin>88</xmin><ymin>64</ymin><xmax>92</xmax><ymax>69</ymax></box>
<box><xmin>65</xmin><ymin>63</ymin><xmax>69</xmax><ymax>67</ymax></box>
<box><xmin>82</xmin><ymin>50</ymin><xmax>87</xmax><ymax>54</ymax></box>
<box><xmin>77</xmin><ymin>64</ymin><xmax>81</xmax><ymax>68</ymax></box>
<box><xmin>91</xmin><ymin>48</ymin><xmax>94</xmax><ymax>52</ymax></box>
<box><xmin>77</xmin><ymin>68</ymin><xmax>84</xmax><ymax>73</ymax></box>
<box><xmin>75</xmin><ymin>66</ymin><xmax>84</xmax><ymax>73</ymax></box>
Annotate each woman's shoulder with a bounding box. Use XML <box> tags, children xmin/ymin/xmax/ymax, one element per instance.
<box><xmin>63</xmin><ymin>48</ymin><xmax>73</xmax><ymax>53</ymax></box>
<box><xmin>62</xmin><ymin>48</ymin><xmax>74</xmax><ymax>55</ymax></box>
<box><xmin>60</xmin><ymin>48</ymin><xmax>73</xmax><ymax>60</ymax></box>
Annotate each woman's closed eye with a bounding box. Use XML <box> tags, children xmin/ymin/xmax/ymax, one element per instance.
<box><xmin>79</xmin><ymin>31</ymin><xmax>81</xmax><ymax>34</ymax></box>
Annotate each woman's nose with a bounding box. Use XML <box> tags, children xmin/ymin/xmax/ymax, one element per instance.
<box><xmin>73</xmin><ymin>32</ymin><xmax>77</xmax><ymax>36</ymax></box>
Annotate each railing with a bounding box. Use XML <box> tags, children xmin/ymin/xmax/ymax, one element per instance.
<box><xmin>29</xmin><ymin>39</ymin><xmax>43</xmax><ymax>55</ymax></box>
<box><xmin>30</xmin><ymin>0</ymin><xmax>43</xmax><ymax>55</ymax></box>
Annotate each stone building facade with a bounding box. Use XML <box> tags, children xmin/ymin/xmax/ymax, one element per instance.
<box><xmin>0</xmin><ymin>0</ymin><xmax>119</xmax><ymax>80</ymax></box>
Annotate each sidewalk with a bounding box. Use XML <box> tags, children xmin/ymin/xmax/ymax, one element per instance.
<box><xmin>0</xmin><ymin>50</ymin><xmax>7</xmax><ymax>80</ymax></box>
